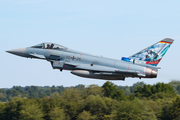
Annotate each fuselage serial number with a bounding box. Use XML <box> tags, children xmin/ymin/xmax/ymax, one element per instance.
<box><xmin>66</xmin><ymin>56</ymin><xmax>81</xmax><ymax>61</ymax></box>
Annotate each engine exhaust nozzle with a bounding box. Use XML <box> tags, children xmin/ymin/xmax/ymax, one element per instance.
<box><xmin>144</xmin><ymin>68</ymin><xmax>157</xmax><ymax>78</ymax></box>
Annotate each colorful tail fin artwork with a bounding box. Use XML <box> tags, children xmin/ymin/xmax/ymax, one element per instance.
<box><xmin>129</xmin><ymin>38</ymin><xmax>174</xmax><ymax>66</ymax></box>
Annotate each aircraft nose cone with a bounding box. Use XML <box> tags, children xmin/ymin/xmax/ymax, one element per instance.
<box><xmin>6</xmin><ymin>48</ymin><xmax>27</xmax><ymax>57</ymax></box>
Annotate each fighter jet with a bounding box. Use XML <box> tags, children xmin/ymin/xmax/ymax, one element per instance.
<box><xmin>6</xmin><ymin>38</ymin><xmax>174</xmax><ymax>80</ymax></box>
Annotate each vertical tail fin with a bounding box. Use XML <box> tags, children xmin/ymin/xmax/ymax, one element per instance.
<box><xmin>129</xmin><ymin>38</ymin><xmax>174</xmax><ymax>66</ymax></box>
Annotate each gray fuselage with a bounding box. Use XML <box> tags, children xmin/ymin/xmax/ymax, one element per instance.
<box><xmin>24</xmin><ymin>47</ymin><xmax>156</xmax><ymax>80</ymax></box>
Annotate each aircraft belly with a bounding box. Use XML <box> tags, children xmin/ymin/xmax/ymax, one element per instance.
<box><xmin>71</xmin><ymin>70</ymin><xmax>125</xmax><ymax>80</ymax></box>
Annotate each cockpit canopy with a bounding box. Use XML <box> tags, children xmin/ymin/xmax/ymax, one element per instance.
<box><xmin>30</xmin><ymin>43</ymin><xmax>67</xmax><ymax>50</ymax></box>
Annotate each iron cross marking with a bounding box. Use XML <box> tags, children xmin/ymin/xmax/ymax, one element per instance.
<box><xmin>71</xmin><ymin>56</ymin><xmax>76</xmax><ymax>60</ymax></box>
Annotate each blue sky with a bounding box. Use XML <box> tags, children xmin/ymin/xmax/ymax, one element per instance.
<box><xmin>1</xmin><ymin>0</ymin><xmax>180</xmax><ymax>88</ymax></box>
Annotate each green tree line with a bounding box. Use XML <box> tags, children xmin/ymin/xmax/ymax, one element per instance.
<box><xmin>0</xmin><ymin>81</ymin><xmax>180</xmax><ymax>119</ymax></box>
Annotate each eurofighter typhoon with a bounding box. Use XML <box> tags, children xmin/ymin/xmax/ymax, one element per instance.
<box><xmin>6</xmin><ymin>38</ymin><xmax>174</xmax><ymax>80</ymax></box>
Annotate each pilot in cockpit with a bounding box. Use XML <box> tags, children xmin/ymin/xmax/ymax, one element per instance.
<box><xmin>50</xmin><ymin>44</ymin><xmax>54</xmax><ymax>49</ymax></box>
<box><xmin>30</xmin><ymin>43</ymin><xmax>67</xmax><ymax>50</ymax></box>
<box><xmin>47</xmin><ymin>44</ymin><xmax>50</xmax><ymax>49</ymax></box>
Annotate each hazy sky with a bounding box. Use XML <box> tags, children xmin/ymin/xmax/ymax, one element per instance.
<box><xmin>1</xmin><ymin>0</ymin><xmax>180</xmax><ymax>88</ymax></box>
